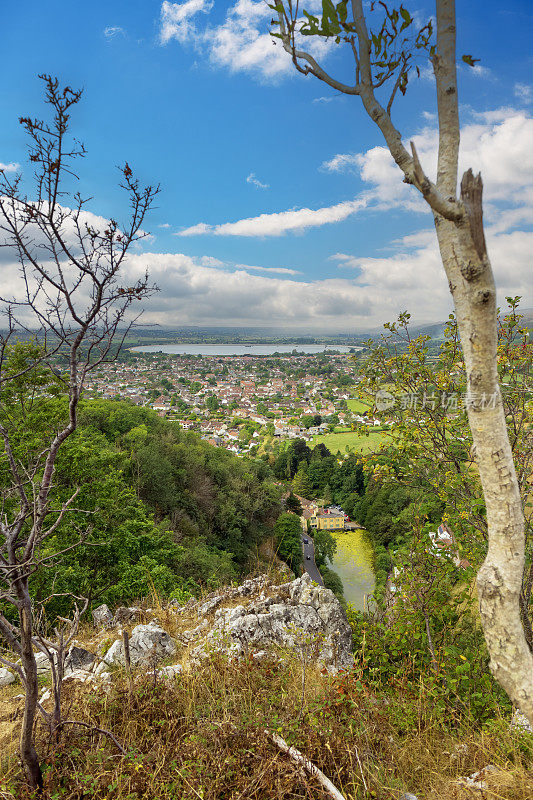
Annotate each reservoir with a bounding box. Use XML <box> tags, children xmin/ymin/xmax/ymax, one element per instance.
<box><xmin>130</xmin><ymin>344</ymin><xmax>357</xmax><ymax>356</ymax></box>
<box><xmin>329</xmin><ymin>530</ymin><xmax>375</xmax><ymax>611</ymax></box>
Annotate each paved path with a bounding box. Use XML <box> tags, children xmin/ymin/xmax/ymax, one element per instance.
<box><xmin>300</xmin><ymin>529</ymin><xmax>324</xmax><ymax>586</ymax></box>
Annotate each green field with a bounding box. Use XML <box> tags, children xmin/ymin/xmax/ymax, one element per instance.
<box><xmin>346</xmin><ymin>398</ymin><xmax>371</xmax><ymax>413</ymax></box>
<box><xmin>312</xmin><ymin>429</ymin><xmax>388</xmax><ymax>454</ymax></box>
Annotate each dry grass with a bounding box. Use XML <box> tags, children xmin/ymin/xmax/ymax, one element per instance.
<box><xmin>1</xmin><ymin>653</ymin><xmax>531</xmax><ymax>800</ymax></box>
<box><xmin>1</xmin><ymin>570</ymin><xmax>531</xmax><ymax>799</ymax></box>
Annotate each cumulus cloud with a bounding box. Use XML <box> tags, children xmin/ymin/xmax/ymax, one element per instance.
<box><xmin>158</xmin><ymin>0</ymin><xmax>330</xmax><ymax>80</ymax></box>
<box><xmin>246</xmin><ymin>172</ymin><xmax>269</xmax><ymax>189</ymax></box>
<box><xmin>121</xmin><ymin>221</ymin><xmax>533</xmax><ymax>329</ymax></box>
<box><xmin>175</xmin><ymin>106</ymin><xmax>533</xmax><ymax>240</ymax></box>
<box><xmin>159</xmin><ymin>0</ymin><xmax>213</xmax><ymax>45</ymax></box>
<box><xmin>322</xmin><ymin>108</ymin><xmax>533</xmax><ymax>222</ymax></box>
<box><xmin>119</xmin><ymin>251</ymin><xmax>373</xmax><ymax>328</ymax></box>
<box><xmin>177</xmin><ymin>196</ymin><xmax>368</xmax><ymax>237</ymax></box>
<box><xmin>158</xmin><ymin>222</ymin><xmax>171</xmax><ymax>228</ymax></box>
<box><xmin>327</xmin><ymin>223</ymin><xmax>533</xmax><ymax>326</ymax></box>
<box><xmin>0</xmin><ymin>162</ymin><xmax>20</xmax><ymax>173</ymax></box>
<box><xmin>321</xmin><ymin>153</ymin><xmax>361</xmax><ymax>174</ymax></box>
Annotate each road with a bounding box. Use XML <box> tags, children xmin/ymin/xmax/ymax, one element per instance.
<box><xmin>300</xmin><ymin>530</ymin><xmax>324</xmax><ymax>586</ymax></box>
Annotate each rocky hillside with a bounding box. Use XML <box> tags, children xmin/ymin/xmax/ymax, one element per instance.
<box><xmin>1</xmin><ymin>572</ymin><xmax>353</xmax><ymax>700</ymax></box>
<box><xmin>1</xmin><ymin>573</ymin><xmax>532</xmax><ymax>800</ymax></box>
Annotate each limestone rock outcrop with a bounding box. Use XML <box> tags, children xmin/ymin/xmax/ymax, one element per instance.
<box><xmin>65</xmin><ymin>646</ymin><xmax>96</xmax><ymax>675</ymax></box>
<box><xmin>104</xmin><ymin>622</ymin><xmax>176</xmax><ymax>668</ymax></box>
<box><xmin>191</xmin><ymin>573</ymin><xmax>353</xmax><ymax>673</ymax></box>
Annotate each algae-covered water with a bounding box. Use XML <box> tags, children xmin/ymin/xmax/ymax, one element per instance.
<box><xmin>330</xmin><ymin>530</ymin><xmax>375</xmax><ymax>611</ymax></box>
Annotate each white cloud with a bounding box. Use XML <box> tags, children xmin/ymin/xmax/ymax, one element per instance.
<box><xmin>514</xmin><ymin>83</ymin><xmax>532</xmax><ymax>104</ymax></box>
<box><xmin>326</xmin><ymin>223</ymin><xmax>533</xmax><ymax>326</ymax></box>
<box><xmin>0</xmin><ymin>162</ymin><xmax>20</xmax><ymax>173</ymax></box>
<box><xmin>235</xmin><ymin>264</ymin><xmax>301</xmax><ymax>275</ymax></box>
<box><xmin>468</xmin><ymin>64</ymin><xmax>492</xmax><ymax>80</ymax></box>
<box><xmin>177</xmin><ymin>196</ymin><xmax>368</xmax><ymax>237</ymax></box>
<box><xmin>321</xmin><ymin>153</ymin><xmax>361</xmax><ymax>174</ymax></box>
<box><xmin>121</xmin><ymin>251</ymin><xmax>373</xmax><ymax>328</ymax></box>
<box><xmin>199</xmin><ymin>255</ymin><xmax>224</xmax><ymax>267</ymax></box>
<box><xmin>323</xmin><ymin>108</ymin><xmax>533</xmax><ymax>223</ymax></box>
<box><xmin>246</xmin><ymin>172</ymin><xmax>269</xmax><ymax>189</ymax></box>
<box><xmin>176</xmin><ymin>106</ymin><xmax>533</xmax><ymax>240</ymax></box>
<box><xmin>159</xmin><ymin>0</ymin><xmax>330</xmax><ymax>80</ymax></box>
<box><xmin>122</xmin><ymin>218</ymin><xmax>533</xmax><ymax>329</ymax></box>
<box><xmin>158</xmin><ymin>222</ymin><xmax>171</xmax><ymax>228</ymax></box>
<box><xmin>103</xmin><ymin>26</ymin><xmax>126</xmax><ymax>39</ymax></box>
<box><xmin>159</xmin><ymin>0</ymin><xmax>213</xmax><ymax>45</ymax></box>
<box><xmin>176</xmin><ymin>222</ymin><xmax>211</xmax><ymax>236</ymax></box>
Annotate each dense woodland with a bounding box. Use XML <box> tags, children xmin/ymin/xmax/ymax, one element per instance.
<box><xmin>0</xmin><ymin>363</ymin><xmax>281</xmax><ymax>624</ymax></box>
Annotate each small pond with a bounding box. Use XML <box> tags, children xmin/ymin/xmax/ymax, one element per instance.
<box><xmin>329</xmin><ymin>530</ymin><xmax>375</xmax><ymax>611</ymax></box>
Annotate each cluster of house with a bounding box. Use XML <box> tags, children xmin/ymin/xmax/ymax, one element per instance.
<box><xmin>84</xmin><ymin>352</ymin><xmax>362</xmax><ymax>453</ymax></box>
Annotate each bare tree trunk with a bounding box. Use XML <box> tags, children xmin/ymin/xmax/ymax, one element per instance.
<box><xmin>0</xmin><ymin>76</ymin><xmax>157</xmax><ymax>787</ymax></box>
<box><xmin>19</xmin><ymin>596</ymin><xmax>43</xmax><ymax>791</ymax></box>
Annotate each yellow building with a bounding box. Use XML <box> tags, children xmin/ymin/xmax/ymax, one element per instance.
<box><xmin>309</xmin><ymin>512</ymin><xmax>345</xmax><ymax>531</ymax></box>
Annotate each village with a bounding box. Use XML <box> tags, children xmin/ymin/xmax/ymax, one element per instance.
<box><xmin>83</xmin><ymin>349</ymin><xmax>383</xmax><ymax>455</ymax></box>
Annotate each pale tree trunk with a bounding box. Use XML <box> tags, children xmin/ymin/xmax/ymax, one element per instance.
<box><xmin>434</xmin><ymin>186</ymin><xmax>533</xmax><ymax>724</ymax></box>
<box><xmin>431</xmin><ymin>0</ymin><xmax>533</xmax><ymax>724</ymax></box>
<box><xmin>274</xmin><ymin>0</ymin><xmax>533</xmax><ymax>725</ymax></box>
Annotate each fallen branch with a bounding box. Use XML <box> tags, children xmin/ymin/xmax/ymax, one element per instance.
<box><xmin>58</xmin><ymin>720</ymin><xmax>126</xmax><ymax>754</ymax></box>
<box><xmin>265</xmin><ymin>729</ymin><xmax>346</xmax><ymax>800</ymax></box>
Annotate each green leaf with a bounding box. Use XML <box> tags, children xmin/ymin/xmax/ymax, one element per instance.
<box><xmin>462</xmin><ymin>54</ymin><xmax>481</xmax><ymax>67</ymax></box>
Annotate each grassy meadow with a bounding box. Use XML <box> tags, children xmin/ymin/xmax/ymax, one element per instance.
<box><xmin>312</xmin><ymin>429</ymin><xmax>388</xmax><ymax>454</ymax></box>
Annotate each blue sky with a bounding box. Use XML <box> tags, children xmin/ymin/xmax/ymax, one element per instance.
<box><xmin>1</xmin><ymin>1</ymin><xmax>532</xmax><ymax>331</ymax></box>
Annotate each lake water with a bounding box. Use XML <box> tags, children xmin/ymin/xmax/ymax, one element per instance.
<box><xmin>130</xmin><ymin>344</ymin><xmax>357</xmax><ymax>356</ymax></box>
<box><xmin>330</xmin><ymin>530</ymin><xmax>375</xmax><ymax>611</ymax></box>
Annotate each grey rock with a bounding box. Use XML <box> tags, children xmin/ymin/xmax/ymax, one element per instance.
<box><xmin>65</xmin><ymin>646</ymin><xmax>95</xmax><ymax>675</ymax></box>
<box><xmin>34</xmin><ymin>652</ymin><xmax>52</xmax><ymax>675</ymax></box>
<box><xmin>62</xmin><ymin>669</ymin><xmax>96</xmax><ymax>684</ymax></box>
<box><xmin>157</xmin><ymin>664</ymin><xmax>183</xmax><ymax>679</ymax></box>
<box><xmin>181</xmin><ymin>620</ymin><xmax>208</xmax><ymax>641</ymax></box>
<box><xmin>198</xmin><ymin>595</ymin><xmax>225</xmax><ymax>616</ymax></box>
<box><xmin>112</xmin><ymin>606</ymin><xmax>142</xmax><ymax>626</ymax></box>
<box><xmin>104</xmin><ymin>622</ymin><xmax>176</xmax><ymax>668</ymax></box>
<box><xmin>456</xmin><ymin>765</ymin><xmax>498</xmax><ymax>792</ymax></box>
<box><xmin>0</xmin><ymin>667</ymin><xmax>16</xmax><ymax>686</ymax></box>
<box><xmin>103</xmin><ymin>639</ymin><xmax>124</xmax><ymax>665</ymax></box>
<box><xmin>192</xmin><ymin>573</ymin><xmax>353</xmax><ymax>673</ymax></box>
<box><xmin>92</xmin><ymin>604</ymin><xmax>113</xmax><ymax>628</ymax></box>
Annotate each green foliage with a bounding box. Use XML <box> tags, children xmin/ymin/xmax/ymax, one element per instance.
<box><xmin>285</xmin><ymin>491</ymin><xmax>303</xmax><ymax>515</ymax></box>
<box><xmin>205</xmin><ymin>394</ymin><xmax>220</xmax><ymax>412</ymax></box>
<box><xmin>0</xmin><ymin>397</ymin><xmax>280</xmax><ymax>621</ymax></box>
<box><xmin>357</xmin><ymin>299</ymin><xmax>533</xmax><ymax>569</ymax></box>
<box><xmin>300</xmin><ymin>413</ymin><xmax>321</xmax><ymax>429</ymax></box>
<box><xmin>320</xmin><ymin>565</ymin><xmax>344</xmax><ymax>600</ymax></box>
<box><xmin>347</xmin><ymin>598</ymin><xmax>510</xmax><ymax>724</ymax></box>
<box><xmin>312</xmin><ymin>528</ymin><xmax>337</xmax><ymax>568</ymax></box>
<box><xmin>274</xmin><ymin>512</ymin><xmax>303</xmax><ymax>572</ymax></box>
